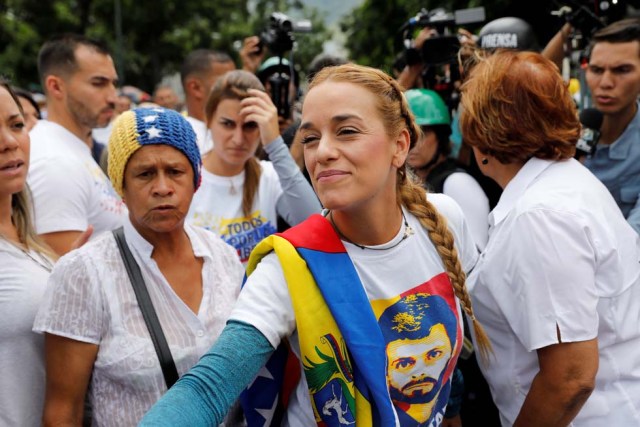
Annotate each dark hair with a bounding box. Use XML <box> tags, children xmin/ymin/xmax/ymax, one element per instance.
<box><xmin>180</xmin><ymin>49</ymin><xmax>234</xmax><ymax>87</ymax></box>
<box><xmin>592</xmin><ymin>18</ymin><xmax>640</xmax><ymax>44</ymax></box>
<box><xmin>460</xmin><ymin>50</ymin><xmax>579</xmax><ymax>164</ymax></box>
<box><xmin>12</xmin><ymin>87</ymin><xmax>41</xmax><ymax>119</ymax></box>
<box><xmin>427</xmin><ymin>124</ymin><xmax>453</xmax><ymax>158</ymax></box>
<box><xmin>307</xmin><ymin>53</ymin><xmax>349</xmax><ymax>83</ymax></box>
<box><xmin>378</xmin><ymin>293</ymin><xmax>457</xmax><ymax>345</ymax></box>
<box><xmin>37</xmin><ymin>34</ymin><xmax>111</xmax><ymax>89</ymax></box>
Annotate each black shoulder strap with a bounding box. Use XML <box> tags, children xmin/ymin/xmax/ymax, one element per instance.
<box><xmin>112</xmin><ymin>227</ymin><xmax>179</xmax><ymax>389</ymax></box>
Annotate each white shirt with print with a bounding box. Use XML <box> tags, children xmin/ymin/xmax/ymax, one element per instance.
<box><xmin>187</xmin><ymin>161</ymin><xmax>282</xmax><ymax>265</ymax></box>
<box><xmin>230</xmin><ymin>194</ymin><xmax>478</xmax><ymax>426</ymax></box>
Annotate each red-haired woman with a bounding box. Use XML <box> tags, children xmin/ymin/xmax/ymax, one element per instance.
<box><xmin>461</xmin><ymin>50</ymin><xmax>640</xmax><ymax>426</ymax></box>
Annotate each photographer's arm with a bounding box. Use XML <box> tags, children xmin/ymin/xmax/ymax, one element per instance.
<box><xmin>397</xmin><ymin>27</ymin><xmax>435</xmax><ymax>90</ymax></box>
<box><xmin>542</xmin><ymin>23</ymin><xmax>573</xmax><ymax>70</ymax></box>
<box><xmin>397</xmin><ymin>62</ymin><xmax>424</xmax><ymax>91</ymax></box>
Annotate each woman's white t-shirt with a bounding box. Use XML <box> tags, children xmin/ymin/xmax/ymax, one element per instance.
<box><xmin>0</xmin><ymin>240</ymin><xmax>52</xmax><ymax>426</ymax></box>
<box><xmin>187</xmin><ymin>161</ymin><xmax>282</xmax><ymax>265</ymax></box>
<box><xmin>230</xmin><ymin>193</ymin><xmax>478</xmax><ymax>426</ymax></box>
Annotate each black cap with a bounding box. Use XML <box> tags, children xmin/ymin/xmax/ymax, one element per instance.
<box><xmin>479</xmin><ymin>17</ymin><xmax>539</xmax><ymax>51</ymax></box>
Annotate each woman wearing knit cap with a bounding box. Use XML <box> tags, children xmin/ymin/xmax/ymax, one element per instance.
<box><xmin>187</xmin><ymin>70</ymin><xmax>320</xmax><ymax>266</ymax></box>
<box><xmin>33</xmin><ymin>107</ymin><xmax>244</xmax><ymax>426</ymax></box>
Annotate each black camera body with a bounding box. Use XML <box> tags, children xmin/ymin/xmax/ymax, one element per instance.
<box><xmin>402</xmin><ymin>7</ymin><xmax>485</xmax><ymax>66</ymax></box>
<box><xmin>259</xmin><ymin>12</ymin><xmax>311</xmax><ymax>57</ymax></box>
<box><xmin>400</xmin><ymin>7</ymin><xmax>484</xmax><ymax>112</ymax></box>
<box><xmin>257</xmin><ymin>12</ymin><xmax>311</xmax><ymax>119</ymax></box>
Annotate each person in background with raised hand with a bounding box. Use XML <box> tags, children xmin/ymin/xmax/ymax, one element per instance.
<box><xmin>187</xmin><ymin>70</ymin><xmax>320</xmax><ymax>265</ymax></box>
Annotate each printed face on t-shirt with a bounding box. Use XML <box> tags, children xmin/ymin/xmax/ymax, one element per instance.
<box><xmin>386</xmin><ymin>323</ymin><xmax>452</xmax><ymax>404</ymax></box>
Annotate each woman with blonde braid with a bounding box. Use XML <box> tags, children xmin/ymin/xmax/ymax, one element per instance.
<box><xmin>141</xmin><ymin>63</ymin><xmax>490</xmax><ymax>427</ymax></box>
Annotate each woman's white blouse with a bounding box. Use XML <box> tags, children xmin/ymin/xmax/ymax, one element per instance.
<box><xmin>468</xmin><ymin>158</ymin><xmax>640</xmax><ymax>426</ymax></box>
<box><xmin>33</xmin><ymin>219</ymin><xmax>244</xmax><ymax>427</ymax></box>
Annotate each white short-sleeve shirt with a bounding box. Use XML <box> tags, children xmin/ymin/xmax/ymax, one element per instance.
<box><xmin>185</xmin><ymin>116</ymin><xmax>213</xmax><ymax>154</ymax></box>
<box><xmin>442</xmin><ymin>172</ymin><xmax>490</xmax><ymax>250</ymax></box>
<box><xmin>0</xmin><ymin>240</ymin><xmax>52</xmax><ymax>426</ymax></box>
<box><xmin>230</xmin><ymin>193</ymin><xmax>479</xmax><ymax>426</ymax></box>
<box><xmin>468</xmin><ymin>158</ymin><xmax>640</xmax><ymax>426</ymax></box>
<box><xmin>27</xmin><ymin>120</ymin><xmax>127</xmax><ymax>235</ymax></box>
<box><xmin>33</xmin><ymin>219</ymin><xmax>244</xmax><ymax>426</ymax></box>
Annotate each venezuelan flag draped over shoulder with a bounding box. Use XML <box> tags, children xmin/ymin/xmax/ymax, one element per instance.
<box><xmin>240</xmin><ymin>214</ymin><xmax>398</xmax><ymax>426</ymax></box>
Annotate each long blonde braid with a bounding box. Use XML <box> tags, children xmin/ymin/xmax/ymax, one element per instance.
<box><xmin>310</xmin><ymin>64</ymin><xmax>493</xmax><ymax>361</ymax></box>
<box><xmin>399</xmin><ymin>174</ymin><xmax>492</xmax><ymax>362</ymax></box>
<box><xmin>394</xmin><ymin>77</ymin><xmax>493</xmax><ymax>362</ymax></box>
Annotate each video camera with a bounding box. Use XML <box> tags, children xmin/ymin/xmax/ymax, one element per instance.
<box><xmin>257</xmin><ymin>12</ymin><xmax>311</xmax><ymax>120</ymax></box>
<box><xmin>259</xmin><ymin>12</ymin><xmax>312</xmax><ymax>57</ymax></box>
<box><xmin>552</xmin><ymin>0</ymin><xmax>605</xmax><ymax>41</ymax></box>
<box><xmin>399</xmin><ymin>7</ymin><xmax>485</xmax><ymax>112</ymax></box>
<box><xmin>401</xmin><ymin>7</ymin><xmax>485</xmax><ymax>66</ymax></box>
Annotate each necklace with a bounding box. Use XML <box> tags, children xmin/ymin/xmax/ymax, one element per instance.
<box><xmin>0</xmin><ymin>235</ymin><xmax>54</xmax><ymax>272</ymax></box>
<box><xmin>229</xmin><ymin>179</ymin><xmax>237</xmax><ymax>195</ymax></box>
<box><xmin>328</xmin><ymin>210</ymin><xmax>414</xmax><ymax>251</ymax></box>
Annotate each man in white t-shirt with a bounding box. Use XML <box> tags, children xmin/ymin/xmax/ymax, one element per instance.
<box><xmin>180</xmin><ymin>49</ymin><xmax>235</xmax><ymax>154</ymax></box>
<box><xmin>27</xmin><ymin>34</ymin><xmax>126</xmax><ymax>255</ymax></box>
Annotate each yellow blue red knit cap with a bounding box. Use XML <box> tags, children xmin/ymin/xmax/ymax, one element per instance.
<box><xmin>108</xmin><ymin>107</ymin><xmax>201</xmax><ymax>197</ymax></box>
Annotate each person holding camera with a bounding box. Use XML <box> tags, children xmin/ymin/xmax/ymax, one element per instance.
<box><xmin>461</xmin><ymin>49</ymin><xmax>640</xmax><ymax>426</ymax></box>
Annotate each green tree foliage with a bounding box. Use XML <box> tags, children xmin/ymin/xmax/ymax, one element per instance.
<box><xmin>0</xmin><ymin>0</ymin><xmax>327</xmax><ymax>92</ymax></box>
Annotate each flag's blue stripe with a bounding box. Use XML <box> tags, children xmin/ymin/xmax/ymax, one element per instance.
<box><xmin>297</xmin><ymin>248</ymin><xmax>396</xmax><ymax>425</ymax></box>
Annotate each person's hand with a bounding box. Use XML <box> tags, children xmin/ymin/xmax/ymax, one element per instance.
<box><xmin>240</xmin><ymin>89</ymin><xmax>280</xmax><ymax>147</ymax></box>
<box><xmin>414</xmin><ymin>26</ymin><xmax>437</xmax><ymax>50</ymax></box>
<box><xmin>70</xmin><ymin>225</ymin><xmax>94</xmax><ymax>251</ymax></box>
<box><xmin>240</xmin><ymin>36</ymin><xmax>265</xmax><ymax>74</ymax></box>
<box><xmin>458</xmin><ymin>28</ymin><xmax>477</xmax><ymax>47</ymax></box>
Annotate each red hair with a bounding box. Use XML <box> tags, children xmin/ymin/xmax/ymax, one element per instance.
<box><xmin>460</xmin><ymin>50</ymin><xmax>579</xmax><ymax>164</ymax></box>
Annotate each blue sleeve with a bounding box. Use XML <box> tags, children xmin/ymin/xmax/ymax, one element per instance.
<box><xmin>263</xmin><ymin>136</ymin><xmax>321</xmax><ymax>225</ymax></box>
<box><xmin>627</xmin><ymin>195</ymin><xmax>640</xmax><ymax>235</ymax></box>
<box><xmin>139</xmin><ymin>320</ymin><xmax>274</xmax><ymax>427</ymax></box>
